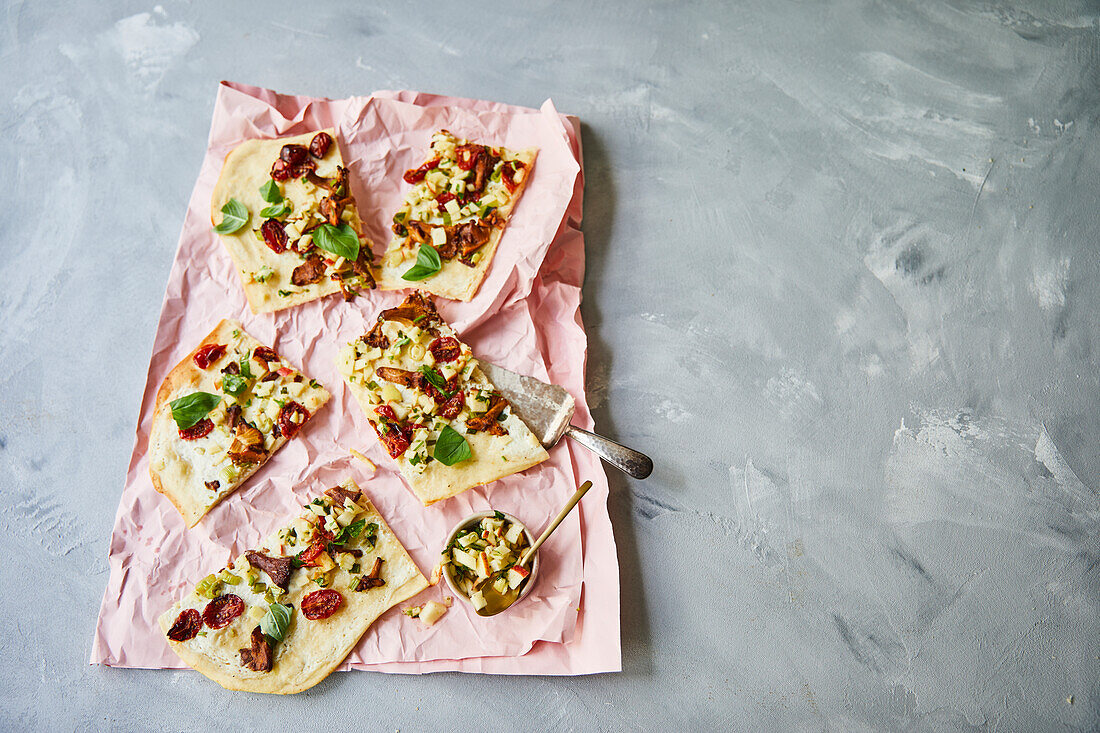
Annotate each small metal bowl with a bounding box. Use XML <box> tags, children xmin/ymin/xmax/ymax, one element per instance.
<box><xmin>442</xmin><ymin>510</ymin><xmax>540</xmax><ymax>616</ymax></box>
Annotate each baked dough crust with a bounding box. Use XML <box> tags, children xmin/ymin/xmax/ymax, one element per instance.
<box><xmin>210</xmin><ymin>129</ymin><xmax>373</xmax><ymax>314</ymax></box>
<box><xmin>375</xmin><ymin>134</ymin><xmax>537</xmax><ymax>302</ymax></box>
<box><xmin>158</xmin><ymin>480</ymin><xmax>429</xmax><ymax>694</ymax></box>
<box><xmin>148</xmin><ymin>319</ymin><xmax>330</xmax><ymax>526</ymax></box>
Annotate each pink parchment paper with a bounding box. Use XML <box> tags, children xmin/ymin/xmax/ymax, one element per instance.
<box><xmin>91</xmin><ymin>82</ymin><xmax>621</xmax><ymax>676</ymax></box>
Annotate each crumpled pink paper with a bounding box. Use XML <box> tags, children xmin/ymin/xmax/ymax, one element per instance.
<box><xmin>90</xmin><ymin>81</ymin><xmax>621</xmax><ymax>676</ymax></box>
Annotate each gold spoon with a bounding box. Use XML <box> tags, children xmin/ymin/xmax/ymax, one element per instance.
<box><xmin>475</xmin><ymin>480</ymin><xmax>593</xmax><ymax>617</ymax></box>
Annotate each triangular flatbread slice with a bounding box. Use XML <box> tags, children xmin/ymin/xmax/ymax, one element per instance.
<box><xmin>211</xmin><ymin>129</ymin><xmax>376</xmax><ymax>314</ymax></box>
<box><xmin>337</xmin><ymin>293</ymin><xmax>549</xmax><ymax>505</ymax></box>
<box><xmin>375</xmin><ymin>130</ymin><xmax>537</xmax><ymax>301</ymax></box>
<box><xmin>149</xmin><ymin>319</ymin><xmax>330</xmax><ymax>526</ymax></box>
<box><xmin>158</xmin><ymin>479</ymin><xmax>429</xmax><ymax>694</ymax></box>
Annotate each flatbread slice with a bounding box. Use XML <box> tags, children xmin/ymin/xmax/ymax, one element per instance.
<box><xmin>337</xmin><ymin>293</ymin><xmax>549</xmax><ymax>505</ymax></box>
<box><xmin>211</xmin><ymin>129</ymin><xmax>376</xmax><ymax>314</ymax></box>
<box><xmin>375</xmin><ymin>130</ymin><xmax>537</xmax><ymax>301</ymax></box>
<box><xmin>149</xmin><ymin>319</ymin><xmax>330</xmax><ymax>526</ymax></box>
<box><xmin>158</xmin><ymin>479</ymin><xmax>429</xmax><ymax>694</ymax></box>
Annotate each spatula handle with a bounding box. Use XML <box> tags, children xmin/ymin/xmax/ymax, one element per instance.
<box><xmin>565</xmin><ymin>426</ymin><xmax>653</xmax><ymax>479</ymax></box>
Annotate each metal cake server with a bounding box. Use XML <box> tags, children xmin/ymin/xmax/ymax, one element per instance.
<box><xmin>479</xmin><ymin>360</ymin><xmax>653</xmax><ymax>479</ymax></box>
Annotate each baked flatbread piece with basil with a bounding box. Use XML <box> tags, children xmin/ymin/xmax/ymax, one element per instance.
<box><xmin>148</xmin><ymin>319</ymin><xmax>330</xmax><ymax>526</ymax></box>
<box><xmin>337</xmin><ymin>293</ymin><xmax>549</xmax><ymax>505</ymax></box>
<box><xmin>375</xmin><ymin>130</ymin><xmax>537</xmax><ymax>302</ymax></box>
<box><xmin>211</xmin><ymin>129</ymin><xmax>375</xmax><ymax>314</ymax></box>
<box><xmin>159</xmin><ymin>479</ymin><xmax>429</xmax><ymax>694</ymax></box>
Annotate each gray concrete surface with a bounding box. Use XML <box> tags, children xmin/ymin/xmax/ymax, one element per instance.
<box><xmin>2</xmin><ymin>0</ymin><xmax>1099</xmax><ymax>730</ymax></box>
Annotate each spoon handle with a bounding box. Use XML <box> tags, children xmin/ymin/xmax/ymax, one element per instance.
<box><xmin>520</xmin><ymin>480</ymin><xmax>592</xmax><ymax>566</ymax></box>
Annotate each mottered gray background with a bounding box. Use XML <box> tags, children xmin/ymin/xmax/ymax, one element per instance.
<box><xmin>2</xmin><ymin>0</ymin><xmax>1098</xmax><ymax>730</ymax></box>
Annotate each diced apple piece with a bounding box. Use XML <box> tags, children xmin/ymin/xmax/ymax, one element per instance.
<box><xmin>452</xmin><ymin>547</ymin><xmax>477</xmax><ymax>571</ymax></box>
<box><xmin>429</xmin><ymin>563</ymin><xmax>443</xmax><ymax>585</ymax></box>
<box><xmin>457</xmin><ymin>532</ymin><xmax>479</xmax><ymax>548</ymax></box>
<box><xmin>418</xmin><ymin>600</ymin><xmax>448</xmax><ymax>626</ymax></box>
<box><xmin>507</xmin><ymin>565</ymin><xmax>530</xmax><ymax>590</ymax></box>
<box><xmin>476</xmin><ymin>551</ymin><xmax>491</xmax><ymax>581</ymax></box>
<box><xmin>492</xmin><ymin>576</ymin><xmax>510</xmax><ymax>595</ymax></box>
<box><xmin>470</xmin><ymin>590</ymin><xmax>487</xmax><ymax>611</ymax></box>
<box><xmin>489</xmin><ymin>556</ymin><xmax>507</xmax><ymax>572</ymax></box>
<box><xmin>504</xmin><ymin>523</ymin><xmax>525</xmax><ymax>545</ymax></box>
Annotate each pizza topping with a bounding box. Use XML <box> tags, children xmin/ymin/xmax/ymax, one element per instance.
<box><xmin>179</xmin><ymin>418</ymin><xmax>214</xmax><ymax>441</ymax></box>
<box><xmin>204</xmin><ymin>480</ymin><xmax>220</xmax><ymax>492</ymax></box>
<box><xmin>380</xmin><ymin>292</ymin><xmax>440</xmax><ymax>325</ymax></box>
<box><xmin>259</xmin><ymin>219</ymin><xmax>289</xmax><ymax>254</ymax></box>
<box><xmin>301</xmin><ymin>589</ymin><xmax>343</xmax><ymax>620</ymax></box>
<box><xmin>202</xmin><ymin>594</ymin><xmax>245</xmax><ymax>629</ymax></box>
<box><xmin>372</xmin><ymin>419</ymin><xmax>412</xmax><ymax>458</ymax></box>
<box><xmin>270</xmin><ymin>158</ymin><xmax>293</xmax><ymax>181</ymax></box>
<box><xmin>452</xmin><ymin>221</ymin><xmax>492</xmax><ymax>263</ymax></box>
<box><xmin>225</xmin><ymin>403</ymin><xmax>242</xmax><ymax>430</ymax></box>
<box><xmin>298</xmin><ymin>541</ymin><xmax>327</xmax><ymax>567</ymax></box>
<box><xmin>193</xmin><ymin>344</ymin><xmax>226</xmax><ymax>370</ymax></box>
<box><xmin>500</xmin><ymin>160</ymin><xmax>525</xmax><ymax>193</ymax></box>
<box><xmin>375</xmin><ymin>367</ymin><xmax>421</xmax><ymax>388</ymax></box>
<box><xmin>244</xmin><ymin>551</ymin><xmax>293</xmax><ymax>589</ymax></box>
<box><xmin>166</xmin><ymin>608</ymin><xmax>202</xmax><ymax>642</ymax></box>
<box><xmin>222</xmin><ymin>360</ymin><xmax>240</xmax><ymax>376</ymax></box>
<box><xmin>227</xmin><ymin>421</ymin><xmax>266</xmax><ymax>465</ymax></box>
<box><xmin>355</xmin><ymin>557</ymin><xmax>386</xmax><ymax>591</ymax></box>
<box><xmin>277</xmin><ymin>401</ymin><xmax>310</xmax><ymax>439</ymax></box>
<box><xmin>309</xmin><ymin>132</ymin><xmax>332</xmax><ymax>159</ymax></box>
<box><xmin>253</xmin><ymin>346</ymin><xmax>279</xmax><ymax>365</ymax></box>
<box><xmin>428</xmin><ymin>337</ymin><xmax>461</xmax><ymax>363</ymax></box>
<box><xmin>238</xmin><ymin>626</ymin><xmax>273</xmax><ymax>672</ymax></box>
<box><xmin>466</xmin><ymin>393</ymin><xmax>509</xmax><ymax>436</ymax></box>
<box><xmin>280</xmin><ymin>143</ymin><xmax>309</xmax><ymax>166</ymax></box>
<box><xmin>403</xmin><ymin>157</ymin><xmax>439</xmax><ymax>184</ymax></box>
<box><xmin>363</xmin><ymin>319</ymin><xmax>390</xmax><ymax>350</ymax></box>
<box><xmin>437</xmin><ymin>390</ymin><xmax>465</xmax><ymax>419</ymax></box>
<box><xmin>291</xmin><ymin>254</ymin><xmax>327</xmax><ymax>286</ymax></box>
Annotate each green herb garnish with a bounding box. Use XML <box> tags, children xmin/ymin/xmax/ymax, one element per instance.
<box><xmin>260</xmin><ymin>603</ymin><xmax>293</xmax><ymax>644</ymax></box>
<box><xmin>213</xmin><ymin>198</ymin><xmax>248</xmax><ymax>234</ymax></box>
<box><xmin>401</xmin><ymin>243</ymin><xmax>442</xmax><ymax>281</ymax></box>
<box><xmin>433</xmin><ymin>425</ymin><xmax>472</xmax><ymax>466</ymax></box>
<box><xmin>418</xmin><ymin>365</ymin><xmax>451</xmax><ymax>396</ymax></box>
<box><xmin>169</xmin><ymin>392</ymin><xmax>221</xmax><ymax>430</ymax></box>
<box><xmin>333</xmin><ymin>518</ymin><xmax>366</xmax><ymax>545</ymax></box>
<box><xmin>260</xmin><ymin>201</ymin><xmax>291</xmax><ymax>218</ymax></box>
<box><xmin>259</xmin><ymin>179</ymin><xmax>283</xmax><ymax>204</ymax></box>
<box><xmin>222</xmin><ymin>373</ymin><xmax>248</xmax><ymax>397</ymax></box>
<box><xmin>314</xmin><ymin>223</ymin><xmax>360</xmax><ymax>261</ymax></box>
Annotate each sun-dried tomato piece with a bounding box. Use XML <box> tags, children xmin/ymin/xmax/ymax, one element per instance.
<box><xmin>403</xmin><ymin>157</ymin><xmax>440</xmax><ymax>184</ymax></box>
<box><xmin>428</xmin><ymin>337</ymin><xmax>461</xmax><ymax>363</ymax></box>
<box><xmin>455</xmin><ymin>143</ymin><xmax>484</xmax><ymax>171</ymax></box>
<box><xmin>260</xmin><ymin>219</ymin><xmax>288</xmax><ymax>254</ymax></box>
<box><xmin>179</xmin><ymin>418</ymin><xmax>214</xmax><ymax>441</ymax></box>
<box><xmin>301</xmin><ymin>589</ymin><xmax>343</xmax><ymax>620</ymax></box>
<box><xmin>310</xmin><ymin>132</ymin><xmax>333</xmax><ymax>159</ymax></box>
<box><xmin>166</xmin><ymin>608</ymin><xmax>202</xmax><ymax>642</ymax></box>
<box><xmin>435</xmin><ymin>191</ymin><xmax>456</xmax><ymax>209</ymax></box>
<box><xmin>277</xmin><ymin>401</ymin><xmax>310</xmax><ymax>439</ymax></box>
<box><xmin>500</xmin><ymin>161</ymin><xmax>524</xmax><ymax>193</ymax></box>
<box><xmin>271</xmin><ymin>158</ymin><xmax>293</xmax><ymax>181</ymax></box>
<box><xmin>438</xmin><ymin>391</ymin><xmax>465</xmax><ymax>419</ymax></box>
<box><xmin>374</xmin><ymin>404</ymin><xmax>398</xmax><ymax>421</ymax></box>
<box><xmin>252</xmin><ymin>346</ymin><xmax>279</xmax><ymax>365</ymax></box>
<box><xmin>203</xmin><ymin>594</ymin><xmax>245</xmax><ymax>629</ymax></box>
<box><xmin>291</xmin><ymin>159</ymin><xmax>317</xmax><ymax>178</ymax></box>
<box><xmin>299</xmin><ymin>541</ymin><xmax>326</xmax><ymax>567</ymax></box>
<box><xmin>373</xmin><ymin>420</ymin><xmax>411</xmax><ymax>459</ymax></box>
<box><xmin>193</xmin><ymin>344</ymin><xmax>226</xmax><ymax>370</ymax></box>
<box><xmin>280</xmin><ymin>144</ymin><xmax>309</xmax><ymax>166</ymax></box>
<box><xmin>313</xmin><ymin>519</ymin><xmax>335</xmax><ymax>542</ymax></box>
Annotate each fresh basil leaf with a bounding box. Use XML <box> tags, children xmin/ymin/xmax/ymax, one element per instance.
<box><xmin>260</xmin><ymin>603</ymin><xmax>293</xmax><ymax>644</ymax></box>
<box><xmin>259</xmin><ymin>179</ymin><xmax>283</xmax><ymax>204</ymax></box>
<box><xmin>418</xmin><ymin>365</ymin><xmax>451</xmax><ymax>396</ymax></box>
<box><xmin>333</xmin><ymin>518</ymin><xmax>366</xmax><ymax>545</ymax></box>
<box><xmin>260</xmin><ymin>202</ymin><xmax>290</xmax><ymax>218</ymax></box>
<box><xmin>222</xmin><ymin>373</ymin><xmax>248</xmax><ymax>397</ymax></box>
<box><xmin>494</xmin><ymin>511</ymin><xmax>506</xmax><ymax>521</ymax></box>
<box><xmin>169</xmin><ymin>392</ymin><xmax>221</xmax><ymax>430</ymax></box>
<box><xmin>362</xmin><ymin>522</ymin><xmax>379</xmax><ymax>550</ymax></box>
<box><xmin>401</xmin><ymin>243</ymin><xmax>442</xmax><ymax>282</ymax></box>
<box><xmin>433</xmin><ymin>425</ymin><xmax>471</xmax><ymax>466</ymax></box>
<box><xmin>213</xmin><ymin>198</ymin><xmax>249</xmax><ymax>234</ymax></box>
<box><xmin>314</xmin><ymin>223</ymin><xmax>360</xmax><ymax>261</ymax></box>
<box><xmin>239</xmin><ymin>358</ymin><xmax>254</xmax><ymax>380</ymax></box>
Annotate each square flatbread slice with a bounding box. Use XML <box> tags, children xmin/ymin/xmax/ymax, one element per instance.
<box><xmin>158</xmin><ymin>479</ymin><xmax>429</xmax><ymax>694</ymax></box>
<box><xmin>149</xmin><ymin>319</ymin><xmax>330</xmax><ymax>526</ymax></box>
<box><xmin>337</xmin><ymin>293</ymin><xmax>549</xmax><ymax>505</ymax></box>
<box><xmin>375</xmin><ymin>130</ymin><xmax>537</xmax><ymax>302</ymax></box>
<box><xmin>211</xmin><ymin>129</ymin><xmax>376</xmax><ymax>314</ymax></box>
